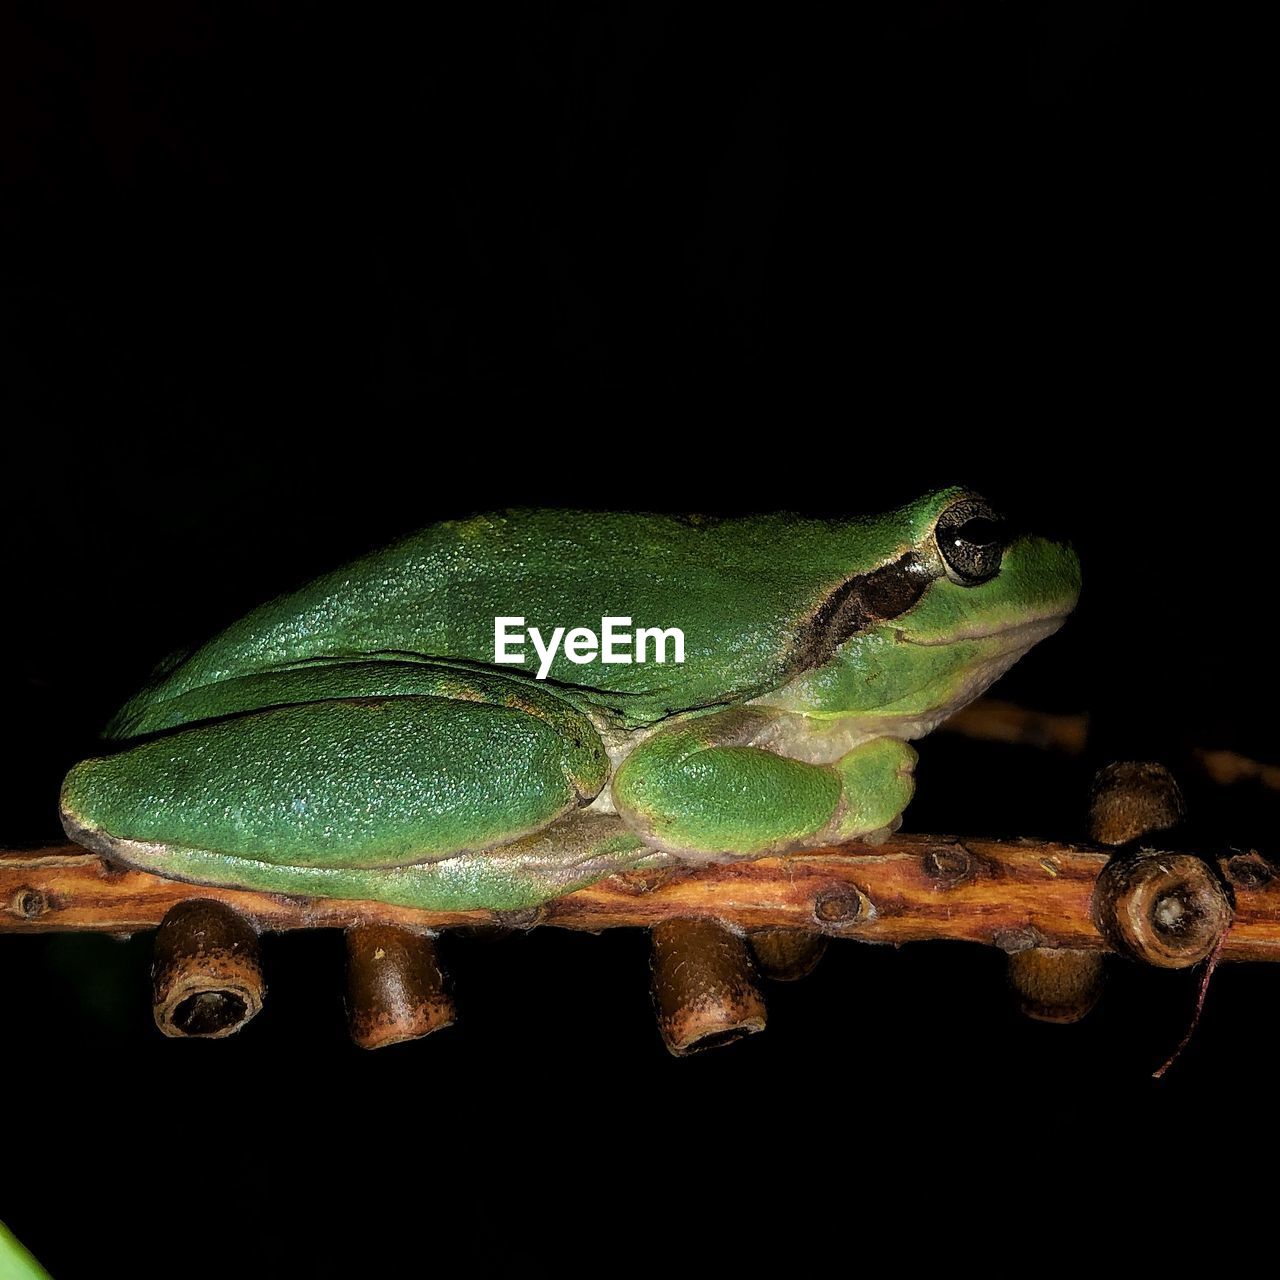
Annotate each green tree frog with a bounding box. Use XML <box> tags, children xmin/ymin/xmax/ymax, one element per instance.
<box><xmin>60</xmin><ymin>489</ymin><xmax>1080</xmax><ymax>911</ymax></box>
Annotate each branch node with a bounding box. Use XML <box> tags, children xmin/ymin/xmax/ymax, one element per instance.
<box><xmin>8</xmin><ymin>887</ymin><xmax>50</xmax><ymax>920</ymax></box>
<box><xmin>994</xmin><ymin>925</ymin><xmax>1046</xmax><ymax>954</ymax></box>
<box><xmin>1225</xmin><ymin>851</ymin><xmax>1274</xmax><ymax>889</ymax></box>
<box><xmin>813</xmin><ymin>885</ymin><xmax>870</xmax><ymax>931</ymax></box>
<box><xmin>921</xmin><ymin>845</ymin><xmax>973</xmax><ymax>885</ymax></box>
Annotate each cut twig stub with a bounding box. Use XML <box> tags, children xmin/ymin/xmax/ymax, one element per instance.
<box><xmin>1008</xmin><ymin>947</ymin><xmax>1105</xmax><ymax>1023</ymax></box>
<box><xmin>650</xmin><ymin>919</ymin><xmax>767</xmax><ymax>1056</ymax></box>
<box><xmin>345</xmin><ymin>924</ymin><xmax>455</xmax><ymax>1050</ymax></box>
<box><xmin>152</xmin><ymin>899</ymin><xmax>265</xmax><ymax>1038</ymax></box>
<box><xmin>749</xmin><ymin>928</ymin><xmax>827</xmax><ymax>981</ymax></box>
<box><xmin>1092</xmin><ymin>850</ymin><xmax>1233</xmax><ymax>969</ymax></box>
<box><xmin>1088</xmin><ymin>762</ymin><xmax>1186</xmax><ymax>847</ymax></box>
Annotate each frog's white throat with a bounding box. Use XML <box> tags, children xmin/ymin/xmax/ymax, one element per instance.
<box><xmin>752</xmin><ymin>611</ymin><xmax>1068</xmax><ymax>766</ymax></box>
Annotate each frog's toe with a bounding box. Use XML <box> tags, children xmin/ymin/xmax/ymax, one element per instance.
<box><xmin>59</xmin><ymin>756</ymin><xmax>112</xmax><ymax>850</ymax></box>
<box><xmin>854</xmin><ymin>814</ymin><xmax>904</xmax><ymax>846</ymax></box>
<box><xmin>826</xmin><ymin>738</ymin><xmax>917</xmax><ymax>841</ymax></box>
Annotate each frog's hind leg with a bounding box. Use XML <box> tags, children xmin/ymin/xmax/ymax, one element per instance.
<box><xmin>73</xmin><ymin>810</ymin><xmax>665</xmax><ymax>913</ymax></box>
<box><xmin>61</xmin><ymin>692</ymin><xmax>613</xmax><ymax>908</ymax></box>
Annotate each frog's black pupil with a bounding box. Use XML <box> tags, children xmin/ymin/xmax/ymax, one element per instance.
<box><xmin>955</xmin><ymin>517</ymin><xmax>1002</xmax><ymax>547</ymax></box>
<box><xmin>936</xmin><ymin>499</ymin><xmax>1005</xmax><ymax>585</ymax></box>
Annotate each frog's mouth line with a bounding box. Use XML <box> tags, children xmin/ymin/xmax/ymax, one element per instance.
<box><xmin>893</xmin><ymin>609</ymin><xmax>1073</xmax><ymax>649</ymax></box>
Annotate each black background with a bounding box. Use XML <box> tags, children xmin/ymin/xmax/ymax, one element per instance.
<box><xmin>1</xmin><ymin>4</ymin><xmax>1264</xmax><ymax>1275</ymax></box>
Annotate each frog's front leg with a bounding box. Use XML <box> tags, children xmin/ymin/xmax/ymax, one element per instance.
<box><xmin>611</xmin><ymin>708</ymin><xmax>917</xmax><ymax>858</ymax></box>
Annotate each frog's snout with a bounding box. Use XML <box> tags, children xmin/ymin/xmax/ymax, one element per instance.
<box><xmin>1005</xmin><ymin>533</ymin><xmax>1082</xmax><ymax>621</ymax></box>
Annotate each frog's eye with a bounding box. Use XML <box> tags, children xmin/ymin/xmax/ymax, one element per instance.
<box><xmin>935</xmin><ymin>498</ymin><xmax>1005</xmax><ymax>585</ymax></box>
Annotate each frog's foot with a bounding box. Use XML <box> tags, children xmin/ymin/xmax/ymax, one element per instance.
<box><xmin>60</xmin><ymin>692</ymin><xmax>609</xmax><ymax>867</ymax></box>
<box><xmin>820</xmin><ymin>737</ymin><xmax>916</xmax><ymax>844</ymax></box>
<box><xmin>848</xmin><ymin>814</ymin><xmax>904</xmax><ymax>847</ymax></box>
<box><xmin>613</xmin><ymin>711</ymin><xmax>917</xmax><ymax>860</ymax></box>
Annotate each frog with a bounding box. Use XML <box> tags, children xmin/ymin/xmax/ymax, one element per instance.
<box><xmin>59</xmin><ymin>489</ymin><xmax>1080</xmax><ymax>912</ymax></box>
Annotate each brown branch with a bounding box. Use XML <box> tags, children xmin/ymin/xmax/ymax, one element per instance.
<box><xmin>4</xmin><ymin>835</ymin><xmax>1279</xmax><ymax>964</ymax></box>
<box><xmin>1193</xmin><ymin>747</ymin><xmax>1280</xmax><ymax>792</ymax></box>
<box><xmin>943</xmin><ymin>700</ymin><xmax>1280</xmax><ymax>797</ymax></box>
<box><xmin>940</xmin><ymin>698</ymin><xmax>1089</xmax><ymax>754</ymax></box>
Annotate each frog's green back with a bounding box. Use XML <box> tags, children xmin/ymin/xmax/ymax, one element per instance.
<box><xmin>110</xmin><ymin>500</ymin><xmax>957</xmax><ymax>736</ymax></box>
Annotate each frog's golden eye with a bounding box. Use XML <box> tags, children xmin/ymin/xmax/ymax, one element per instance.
<box><xmin>935</xmin><ymin>497</ymin><xmax>1005</xmax><ymax>585</ymax></box>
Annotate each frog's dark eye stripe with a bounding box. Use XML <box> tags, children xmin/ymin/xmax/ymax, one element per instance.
<box><xmin>935</xmin><ymin>498</ymin><xmax>1006</xmax><ymax>586</ymax></box>
<box><xmin>798</xmin><ymin>552</ymin><xmax>939</xmax><ymax>669</ymax></box>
